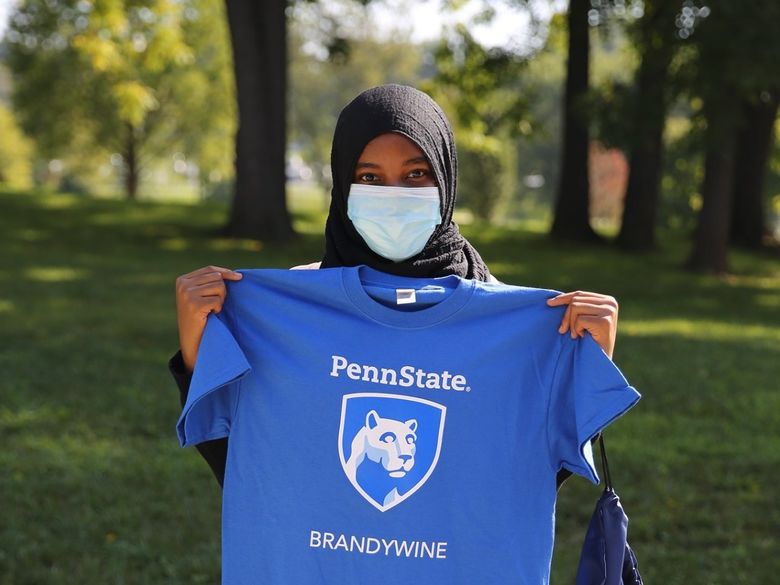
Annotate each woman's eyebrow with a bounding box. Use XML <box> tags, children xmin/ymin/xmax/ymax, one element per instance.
<box><xmin>355</xmin><ymin>157</ymin><xmax>428</xmax><ymax>169</ymax></box>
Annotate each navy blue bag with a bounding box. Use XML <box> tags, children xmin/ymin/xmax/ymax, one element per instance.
<box><xmin>575</xmin><ymin>434</ymin><xmax>643</xmax><ymax>585</ymax></box>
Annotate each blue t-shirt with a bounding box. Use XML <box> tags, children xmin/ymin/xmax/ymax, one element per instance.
<box><xmin>176</xmin><ymin>265</ymin><xmax>641</xmax><ymax>585</ymax></box>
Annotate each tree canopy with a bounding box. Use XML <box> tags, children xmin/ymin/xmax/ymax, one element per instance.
<box><xmin>4</xmin><ymin>0</ymin><xmax>234</xmax><ymax>198</ymax></box>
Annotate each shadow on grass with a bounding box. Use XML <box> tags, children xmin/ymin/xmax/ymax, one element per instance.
<box><xmin>462</xmin><ymin>222</ymin><xmax>780</xmax><ymax>331</ymax></box>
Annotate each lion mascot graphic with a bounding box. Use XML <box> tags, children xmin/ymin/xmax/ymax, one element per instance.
<box><xmin>344</xmin><ymin>410</ymin><xmax>418</xmax><ymax>507</ymax></box>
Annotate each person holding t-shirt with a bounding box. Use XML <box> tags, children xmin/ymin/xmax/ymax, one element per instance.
<box><xmin>170</xmin><ymin>84</ymin><xmax>623</xmax><ymax>493</ymax></box>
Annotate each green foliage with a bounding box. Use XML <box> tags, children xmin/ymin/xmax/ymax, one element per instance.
<box><xmin>288</xmin><ymin>7</ymin><xmax>424</xmax><ymax>184</ymax></box>
<box><xmin>586</xmin><ymin>20</ymin><xmax>642</xmax><ymax>152</ymax></box>
<box><xmin>767</xmin><ymin>119</ymin><xmax>780</xmax><ymax>205</ymax></box>
<box><xmin>428</xmin><ymin>25</ymin><xmax>529</xmax><ymax>137</ymax></box>
<box><xmin>659</xmin><ymin>114</ymin><xmax>706</xmax><ymax>230</ymax></box>
<box><xmin>4</xmin><ymin>0</ymin><xmax>235</xmax><ymax>195</ymax></box>
<box><xmin>424</xmin><ymin>25</ymin><xmax>529</xmax><ymax>221</ymax></box>
<box><xmin>455</xmin><ymin>134</ymin><xmax>506</xmax><ymax>221</ymax></box>
<box><xmin>0</xmin><ymin>102</ymin><xmax>34</xmax><ymax>188</ymax></box>
<box><xmin>687</xmin><ymin>1</ymin><xmax>780</xmax><ymax>96</ymax></box>
<box><xmin>679</xmin><ymin>0</ymin><xmax>780</xmax><ymax>142</ymax></box>
<box><xmin>171</xmin><ymin>0</ymin><xmax>236</xmax><ymax>188</ymax></box>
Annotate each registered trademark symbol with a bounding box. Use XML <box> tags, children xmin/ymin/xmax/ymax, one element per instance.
<box><xmin>466</xmin><ymin>386</ymin><xmax>471</xmax><ymax>392</ymax></box>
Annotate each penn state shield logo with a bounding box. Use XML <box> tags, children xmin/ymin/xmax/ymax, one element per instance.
<box><xmin>338</xmin><ymin>393</ymin><xmax>447</xmax><ymax>512</ymax></box>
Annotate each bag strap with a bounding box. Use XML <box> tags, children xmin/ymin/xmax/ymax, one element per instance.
<box><xmin>597</xmin><ymin>433</ymin><xmax>614</xmax><ymax>491</ymax></box>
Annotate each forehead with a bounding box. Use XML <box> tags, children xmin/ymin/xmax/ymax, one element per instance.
<box><xmin>357</xmin><ymin>132</ymin><xmax>429</xmax><ymax>163</ymax></box>
<box><xmin>370</xmin><ymin>417</ymin><xmax>415</xmax><ymax>431</ymax></box>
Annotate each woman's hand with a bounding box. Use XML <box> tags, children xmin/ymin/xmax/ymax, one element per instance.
<box><xmin>175</xmin><ymin>266</ymin><xmax>243</xmax><ymax>372</ymax></box>
<box><xmin>546</xmin><ymin>291</ymin><xmax>619</xmax><ymax>359</ymax></box>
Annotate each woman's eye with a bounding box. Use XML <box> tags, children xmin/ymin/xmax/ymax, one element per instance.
<box><xmin>358</xmin><ymin>173</ymin><xmax>379</xmax><ymax>182</ymax></box>
<box><xmin>408</xmin><ymin>169</ymin><xmax>427</xmax><ymax>179</ymax></box>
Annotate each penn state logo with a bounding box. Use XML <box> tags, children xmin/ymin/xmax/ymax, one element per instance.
<box><xmin>338</xmin><ymin>393</ymin><xmax>446</xmax><ymax>512</ymax></box>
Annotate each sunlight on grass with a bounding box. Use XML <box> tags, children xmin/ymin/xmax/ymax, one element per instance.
<box><xmin>293</xmin><ymin>214</ymin><xmax>327</xmax><ymax>236</ymax></box>
<box><xmin>24</xmin><ymin>266</ymin><xmax>88</xmax><ymax>282</ymax></box>
<box><xmin>754</xmin><ymin>293</ymin><xmax>780</xmax><ymax>309</ymax></box>
<box><xmin>19</xmin><ymin>433</ymin><xmax>129</xmax><ymax>459</ymax></box>
<box><xmin>0</xmin><ymin>299</ymin><xmax>14</xmax><ymax>313</ymax></box>
<box><xmin>0</xmin><ymin>405</ymin><xmax>70</xmax><ymax>433</ymax></box>
<box><xmin>621</xmin><ymin>318</ymin><xmax>779</xmax><ymax>342</ymax></box>
<box><xmin>158</xmin><ymin>237</ymin><xmax>189</xmax><ymax>251</ymax></box>
<box><xmin>161</xmin><ymin>236</ymin><xmax>265</xmax><ymax>252</ymax></box>
<box><xmin>35</xmin><ymin>193</ymin><xmax>82</xmax><ymax>209</ymax></box>
<box><xmin>207</xmin><ymin>237</ymin><xmax>263</xmax><ymax>252</ymax></box>
<box><xmin>90</xmin><ymin>209</ymin><xmax>168</xmax><ymax>225</ymax></box>
<box><xmin>514</xmin><ymin>217</ymin><xmax>550</xmax><ymax>233</ymax></box>
<box><xmin>721</xmin><ymin>273</ymin><xmax>780</xmax><ymax>288</ymax></box>
<box><xmin>288</xmin><ymin>182</ymin><xmax>329</xmax><ymax>235</ymax></box>
<box><xmin>14</xmin><ymin>228</ymin><xmax>47</xmax><ymax>242</ymax></box>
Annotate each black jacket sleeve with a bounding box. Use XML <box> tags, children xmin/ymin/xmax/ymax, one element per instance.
<box><xmin>170</xmin><ymin>348</ymin><xmax>228</xmax><ymax>488</ymax></box>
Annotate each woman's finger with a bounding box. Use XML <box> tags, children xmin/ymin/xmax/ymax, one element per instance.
<box><xmin>573</xmin><ymin>312</ymin><xmax>611</xmax><ymax>333</ymax></box>
<box><xmin>548</xmin><ymin>291</ymin><xmax>616</xmax><ymax>305</ymax></box>
<box><xmin>569</xmin><ymin>301</ymin><xmax>614</xmax><ymax>315</ymax></box>
<box><xmin>185</xmin><ymin>265</ymin><xmax>243</xmax><ymax>281</ymax></box>
<box><xmin>548</xmin><ymin>291</ymin><xmax>618</xmax><ymax>336</ymax></box>
<box><xmin>559</xmin><ymin>303</ymin><xmax>572</xmax><ymax>333</ymax></box>
<box><xmin>546</xmin><ymin>291</ymin><xmax>582</xmax><ymax>306</ymax></box>
<box><xmin>190</xmin><ymin>280</ymin><xmax>227</xmax><ymax>299</ymax></box>
<box><xmin>193</xmin><ymin>295</ymin><xmax>225</xmax><ymax>316</ymax></box>
<box><xmin>567</xmin><ymin>303</ymin><xmax>614</xmax><ymax>338</ymax></box>
<box><xmin>186</xmin><ymin>271</ymin><xmax>229</xmax><ymax>287</ymax></box>
<box><xmin>553</xmin><ymin>297</ymin><xmax>607</xmax><ymax>332</ymax></box>
<box><xmin>178</xmin><ymin>268</ymin><xmax>243</xmax><ymax>295</ymax></box>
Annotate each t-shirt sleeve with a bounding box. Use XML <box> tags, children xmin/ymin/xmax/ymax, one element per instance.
<box><xmin>175</xmin><ymin>300</ymin><xmax>251</xmax><ymax>447</ymax></box>
<box><xmin>546</xmin><ymin>330</ymin><xmax>641</xmax><ymax>484</ymax></box>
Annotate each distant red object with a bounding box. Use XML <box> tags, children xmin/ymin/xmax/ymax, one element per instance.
<box><xmin>589</xmin><ymin>142</ymin><xmax>629</xmax><ymax>222</ymax></box>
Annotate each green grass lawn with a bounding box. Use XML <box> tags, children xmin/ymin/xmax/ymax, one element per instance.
<box><xmin>1</xmin><ymin>186</ymin><xmax>778</xmax><ymax>584</ymax></box>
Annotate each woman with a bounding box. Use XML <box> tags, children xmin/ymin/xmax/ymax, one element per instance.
<box><xmin>170</xmin><ymin>84</ymin><xmax>620</xmax><ymax>490</ymax></box>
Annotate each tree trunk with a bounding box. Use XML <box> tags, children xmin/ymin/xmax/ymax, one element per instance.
<box><xmin>617</xmin><ymin>2</ymin><xmax>675</xmax><ymax>251</ymax></box>
<box><xmin>550</xmin><ymin>0</ymin><xmax>601</xmax><ymax>242</ymax></box>
<box><xmin>685</xmin><ymin>101</ymin><xmax>739</xmax><ymax>274</ymax></box>
<box><xmin>124</xmin><ymin>122</ymin><xmax>139</xmax><ymax>200</ymax></box>
<box><xmin>224</xmin><ymin>0</ymin><xmax>294</xmax><ymax>242</ymax></box>
<box><xmin>729</xmin><ymin>90</ymin><xmax>779</xmax><ymax>249</ymax></box>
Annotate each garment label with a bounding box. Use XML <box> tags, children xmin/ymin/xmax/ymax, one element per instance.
<box><xmin>396</xmin><ymin>288</ymin><xmax>416</xmax><ymax>305</ymax></box>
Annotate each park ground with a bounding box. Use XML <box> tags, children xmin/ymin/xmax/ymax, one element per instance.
<box><xmin>0</xmin><ymin>186</ymin><xmax>778</xmax><ymax>584</ymax></box>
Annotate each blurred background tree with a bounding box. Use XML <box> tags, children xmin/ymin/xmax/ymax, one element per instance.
<box><xmin>223</xmin><ymin>0</ymin><xmax>292</xmax><ymax>241</ymax></box>
<box><xmin>550</xmin><ymin>0</ymin><xmax>598</xmax><ymax>242</ymax></box>
<box><xmin>681</xmin><ymin>0</ymin><xmax>780</xmax><ymax>273</ymax></box>
<box><xmin>5</xmin><ymin>0</ymin><xmax>234</xmax><ymax>201</ymax></box>
<box><xmin>0</xmin><ymin>100</ymin><xmax>33</xmax><ymax>187</ymax></box>
<box><xmin>614</xmin><ymin>0</ymin><xmax>680</xmax><ymax>251</ymax></box>
<box><xmin>424</xmin><ymin>24</ymin><xmax>529</xmax><ymax>222</ymax></box>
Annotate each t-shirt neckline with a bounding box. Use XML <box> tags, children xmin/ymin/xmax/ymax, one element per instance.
<box><xmin>341</xmin><ymin>265</ymin><xmax>476</xmax><ymax>328</ymax></box>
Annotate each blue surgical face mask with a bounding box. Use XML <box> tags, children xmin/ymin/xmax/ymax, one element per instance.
<box><xmin>347</xmin><ymin>184</ymin><xmax>442</xmax><ymax>262</ymax></box>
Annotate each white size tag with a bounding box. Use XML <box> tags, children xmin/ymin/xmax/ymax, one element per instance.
<box><xmin>396</xmin><ymin>288</ymin><xmax>417</xmax><ymax>305</ymax></box>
